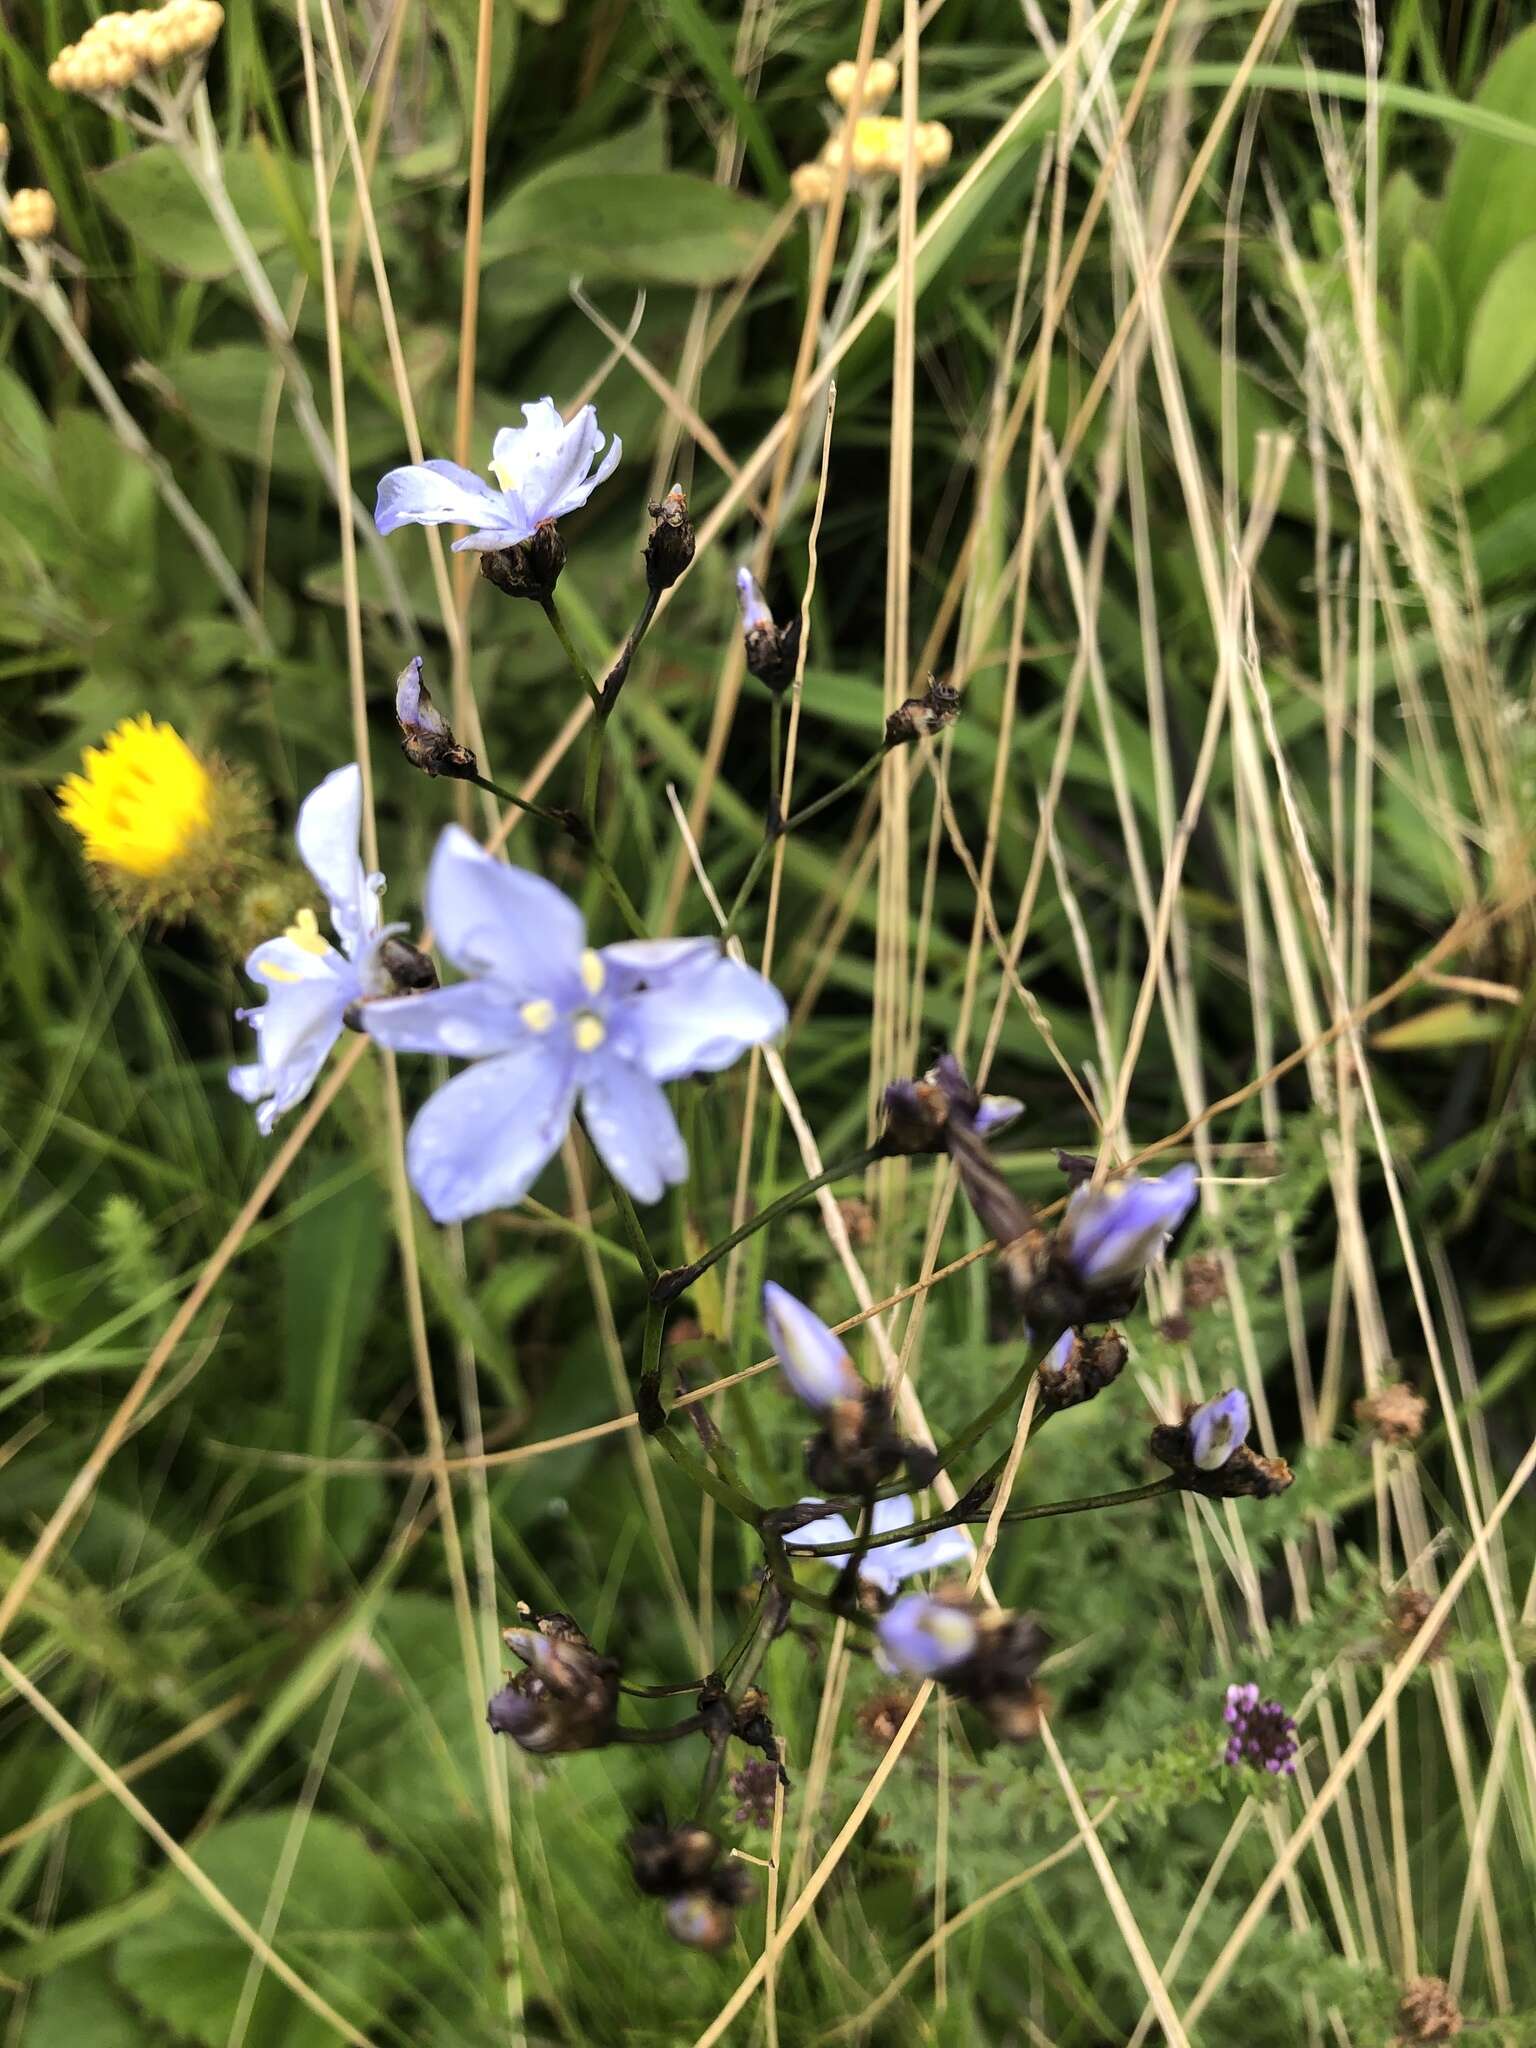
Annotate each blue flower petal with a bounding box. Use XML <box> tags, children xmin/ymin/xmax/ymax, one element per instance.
<box><xmin>228</xmin><ymin>966</ymin><xmax>351</xmax><ymax>1135</ymax></box>
<box><xmin>1188</xmin><ymin>1387</ymin><xmax>1251</xmax><ymax>1471</ymax></box>
<box><xmin>362</xmin><ymin>979</ymin><xmax>529</xmax><ymax>1059</ymax></box>
<box><xmin>295</xmin><ymin>763</ymin><xmax>378</xmax><ymax>959</ymax></box>
<box><xmin>875</xmin><ymin>1593</ymin><xmax>979</xmax><ymax>1678</ymax></box>
<box><xmin>601</xmin><ymin>940</ymin><xmax>787</xmax><ymax>1080</ymax></box>
<box><xmin>404</xmin><ymin>1041</ymin><xmax>578</xmax><ymax>1222</ymax></box>
<box><xmin>374</xmin><ymin>458</ymin><xmax>525</xmax><ymax>544</ymax></box>
<box><xmin>424</xmin><ymin>826</ymin><xmax>586</xmax><ymax>992</ymax></box>
<box><xmin>1061</xmin><ymin>1164</ymin><xmax>1199</xmax><ymax>1287</ymax></box>
<box><xmin>578</xmin><ymin>1052</ymin><xmax>687</xmax><ymax>1205</ymax></box>
<box><xmin>761</xmin><ymin>1281</ymin><xmax>863</xmax><ymax>1412</ymax></box>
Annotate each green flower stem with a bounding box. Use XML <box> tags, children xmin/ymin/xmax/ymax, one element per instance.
<box><xmin>651</xmin><ymin>1420</ymin><xmax>762</xmax><ymax>1527</ymax></box>
<box><xmin>459</xmin><ymin>770</ymin><xmax>580</xmax><ymax>835</ymax></box>
<box><xmin>649</xmin><ymin>1142</ymin><xmax>889</xmax><ymax>1305</ymax></box>
<box><xmin>540</xmin><ymin>593</ymin><xmax>601</xmax><ymax>709</ymax></box>
<box><xmin>600</xmin><ymin>1166</ymin><xmax>660</xmax><ymax>1289</ymax></box>
<box><xmin>613</xmin><ymin>1713</ymin><xmax>708</xmax><ymax>1746</ymax></box>
<box><xmin>783</xmin><ymin>1474</ymin><xmax>1182</xmax><ymax>1559</ymax></box>
<box><xmin>721</xmin><ymin>744</ymin><xmax>889</xmax><ymax>937</ymax></box>
<box><xmin>598</xmin><ymin>589</ymin><xmax>661</xmax><ymax>713</ymax></box>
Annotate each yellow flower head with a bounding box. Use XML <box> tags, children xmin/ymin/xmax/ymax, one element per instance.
<box><xmin>57</xmin><ymin>715</ymin><xmax>212</xmax><ymax>878</ymax></box>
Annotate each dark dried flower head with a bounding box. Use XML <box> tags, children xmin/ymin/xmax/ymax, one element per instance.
<box><xmin>805</xmin><ymin>1384</ymin><xmax>936</xmax><ymax>1498</ymax></box>
<box><xmin>884</xmin><ymin>676</ymin><xmax>960</xmax><ymax>746</ymax></box>
<box><xmin>395</xmin><ymin>656</ymin><xmax>476</xmax><ymax>778</ymax></box>
<box><xmin>836</xmin><ymin>1196</ymin><xmax>876</xmax><ymax>1246</ymax></box>
<box><xmin>1033</xmin><ymin>1328</ymin><xmax>1127</xmax><ymax>1418</ymax></box>
<box><xmin>1181</xmin><ymin>1253</ymin><xmax>1227</xmax><ymax>1311</ymax></box>
<box><xmin>1150</xmin><ymin>1391</ymin><xmax>1294</xmax><ymax>1500</ymax></box>
<box><xmin>856</xmin><ymin>1689</ymin><xmax>917</xmax><ymax>1748</ymax></box>
<box><xmin>1221</xmin><ymin>1682</ymin><xmax>1297</xmax><ymax>1776</ymax></box>
<box><xmin>644</xmin><ymin>483</ymin><xmax>695</xmax><ymax>591</ymax></box>
<box><xmin>1386</xmin><ymin>1587</ymin><xmax>1449</xmax><ymax>1662</ymax></box>
<box><xmin>730</xmin><ymin>1759</ymin><xmax>782</xmax><ymax>1828</ymax></box>
<box><xmin>949</xmin><ymin>1608</ymin><xmax>1051</xmax><ymax>1743</ymax></box>
<box><xmin>735</xmin><ymin>566</ymin><xmax>801</xmax><ymax>692</ymax></box>
<box><xmin>479</xmin><ymin>519</ymin><xmax>566</xmax><ymax>601</ymax></box>
<box><xmin>1395</xmin><ymin>1976</ymin><xmax>1463</xmax><ymax>2041</ymax></box>
<box><xmin>628</xmin><ymin>1820</ymin><xmax>723</xmax><ymax>1895</ymax></box>
<box><xmin>1355</xmin><ymin>1382</ymin><xmax>1428</xmax><ymax>1447</ymax></box>
<box><xmin>486</xmin><ymin>1613</ymin><xmax>619</xmax><ymax>1755</ymax></box>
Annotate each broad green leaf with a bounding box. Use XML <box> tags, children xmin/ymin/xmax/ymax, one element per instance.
<box><xmin>113</xmin><ymin>1812</ymin><xmax>420</xmax><ymax>2048</ymax></box>
<box><xmin>157</xmin><ymin>346</ymin><xmax>400</xmax><ymax>475</ymax></box>
<box><xmin>93</xmin><ymin>145</ymin><xmax>291</xmax><ymax>280</ymax></box>
<box><xmin>490</xmin><ymin>171</ymin><xmax>775</xmax><ymax>288</ymax></box>
<box><xmin>1461</xmin><ymin>236</ymin><xmax>1536</xmax><ymax>425</ymax></box>
<box><xmin>19</xmin><ymin>1958</ymin><xmax>143</xmax><ymax>2045</ymax></box>
<box><xmin>479</xmin><ymin>108</ymin><xmax>668</xmax><ymax>264</ymax></box>
<box><xmin>1437</xmin><ymin>25</ymin><xmax>1536</xmax><ymax>317</ymax></box>
<box><xmin>1401</xmin><ymin>237</ymin><xmax>1455</xmax><ymax>394</ymax></box>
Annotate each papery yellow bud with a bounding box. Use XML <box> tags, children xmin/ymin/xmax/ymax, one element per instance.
<box><xmin>790</xmin><ymin>160</ymin><xmax>834</xmax><ymax>208</ymax></box>
<box><xmin>826</xmin><ymin>56</ymin><xmax>898</xmax><ymax>109</ymax></box>
<box><xmin>917</xmin><ymin>120</ymin><xmax>953</xmax><ymax>170</ymax></box>
<box><xmin>6</xmin><ymin>188</ymin><xmax>57</xmax><ymax>242</ymax></box>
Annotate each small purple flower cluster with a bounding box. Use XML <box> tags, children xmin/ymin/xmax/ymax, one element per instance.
<box><xmin>1222</xmin><ymin>1682</ymin><xmax>1298</xmax><ymax>1776</ymax></box>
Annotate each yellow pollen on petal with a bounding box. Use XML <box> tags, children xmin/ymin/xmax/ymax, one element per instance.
<box><xmin>283</xmin><ymin>906</ymin><xmax>331</xmax><ymax>955</ymax></box>
<box><xmin>520</xmin><ymin>998</ymin><xmax>556</xmax><ymax>1033</ymax></box>
<box><xmin>258</xmin><ymin>960</ymin><xmax>301</xmax><ymax>985</ymax></box>
<box><xmin>574</xmin><ymin>1013</ymin><xmax>606</xmax><ymax>1053</ymax></box>
<box><xmin>55</xmin><ymin>713</ymin><xmax>212</xmax><ymax>878</ymax></box>
<box><xmin>491</xmin><ymin>459</ymin><xmax>519</xmax><ymax>494</ymax></box>
<box><xmin>580</xmin><ymin>948</ymin><xmax>606</xmax><ymax>996</ymax></box>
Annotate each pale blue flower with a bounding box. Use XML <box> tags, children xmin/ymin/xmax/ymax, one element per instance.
<box><xmin>761</xmin><ymin>1281</ymin><xmax>863</xmax><ymax>1411</ymax></box>
<box><xmin>972</xmin><ymin>1092</ymin><xmax>1024</xmax><ymax>1137</ymax></box>
<box><xmin>1036</xmin><ymin>1329</ymin><xmax>1075</xmax><ymax>1373</ymax></box>
<box><xmin>875</xmin><ymin>1592</ymin><xmax>979</xmax><ymax>1678</ymax></box>
<box><xmin>1188</xmin><ymin>1387</ymin><xmax>1251</xmax><ymax>1471</ymax></box>
<box><xmin>362</xmin><ymin>826</ymin><xmax>786</xmax><ymax>1222</ymax></box>
<box><xmin>735</xmin><ymin>565</ymin><xmax>772</xmax><ymax>632</ymax></box>
<box><xmin>230</xmin><ymin>765</ymin><xmax>391</xmax><ymax>1135</ymax></box>
<box><xmin>786</xmin><ymin>1494</ymin><xmax>973</xmax><ymax>1595</ymax></box>
<box><xmin>1057</xmin><ymin>1163</ymin><xmax>1199</xmax><ymax>1288</ymax></box>
<box><xmin>375</xmin><ymin>398</ymin><xmax>621</xmax><ymax>553</ymax></box>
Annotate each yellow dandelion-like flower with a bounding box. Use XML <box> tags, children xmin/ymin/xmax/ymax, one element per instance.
<box><xmin>57</xmin><ymin>715</ymin><xmax>212</xmax><ymax>878</ymax></box>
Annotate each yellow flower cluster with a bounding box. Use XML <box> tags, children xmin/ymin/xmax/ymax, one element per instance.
<box><xmin>58</xmin><ymin>715</ymin><xmax>212</xmax><ymax>878</ymax></box>
<box><xmin>5</xmin><ymin>188</ymin><xmax>56</xmax><ymax>243</ymax></box>
<box><xmin>48</xmin><ymin>0</ymin><xmax>223</xmax><ymax>95</ymax></box>
<box><xmin>790</xmin><ymin>58</ymin><xmax>954</xmax><ymax>201</ymax></box>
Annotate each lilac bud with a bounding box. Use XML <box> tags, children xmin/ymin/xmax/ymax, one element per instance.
<box><xmin>395</xmin><ymin>655</ymin><xmax>476</xmax><ymax>778</ymax></box>
<box><xmin>875</xmin><ymin>1592</ymin><xmax>979</xmax><ymax>1679</ymax></box>
<box><xmin>972</xmin><ymin>1093</ymin><xmax>1024</xmax><ymax>1138</ymax></box>
<box><xmin>486</xmin><ymin>1683</ymin><xmax>542</xmax><ymax>1740</ymax></box>
<box><xmin>735</xmin><ymin>565</ymin><xmax>773</xmax><ymax>634</ymax></box>
<box><xmin>1035</xmin><ymin>1329</ymin><xmax>1075</xmax><ymax>1374</ymax></box>
<box><xmin>762</xmin><ymin>1281</ymin><xmax>863</xmax><ymax>1412</ymax></box>
<box><xmin>1188</xmin><ymin>1388</ymin><xmax>1251</xmax><ymax>1471</ymax></box>
<box><xmin>1057</xmin><ymin>1164</ymin><xmax>1199</xmax><ymax>1289</ymax></box>
<box><xmin>735</xmin><ymin>567</ymin><xmax>800</xmax><ymax>692</ymax></box>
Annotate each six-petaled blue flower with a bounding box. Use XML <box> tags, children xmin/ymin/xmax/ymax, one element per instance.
<box><xmin>362</xmin><ymin>826</ymin><xmax>787</xmax><ymax>1222</ymax></box>
<box><xmin>229</xmin><ymin>764</ymin><xmax>392</xmax><ymax>1134</ymax></box>
<box><xmin>375</xmin><ymin>398</ymin><xmax>621</xmax><ymax>553</ymax></box>
<box><xmin>787</xmin><ymin>1494</ymin><xmax>973</xmax><ymax>1595</ymax></box>
<box><xmin>1057</xmin><ymin>1163</ymin><xmax>1199</xmax><ymax>1288</ymax></box>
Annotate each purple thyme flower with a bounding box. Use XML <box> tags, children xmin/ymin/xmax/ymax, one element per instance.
<box><xmin>361</xmin><ymin>826</ymin><xmax>786</xmax><ymax>1222</ymax></box>
<box><xmin>787</xmin><ymin>1493</ymin><xmax>973</xmax><ymax>1594</ymax></box>
<box><xmin>229</xmin><ymin>764</ymin><xmax>393</xmax><ymax>1134</ymax></box>
<box><xmin>1222</xmin><ymin>1681</ymin><xmax>1298</xmax><ymax>1776</ymax></box>
<box><xmin>761</xmin><ymin>1282</ymin><xmax>864</xmax><ymax>1411</ymax></box>
<box><xmin>875</xmin><ymin>1592</ymin><xmax>980</xmax><ymax>1679</ymax></box>
<box><xmin>375</xmin><ymin>397</ymin><xmax>621</xmax><ymax>552</ymax></box>
<box><xmin>1056</xmin><ymin>1164</ymin><xmax>1199</xmax><ymax>1289</ymax></box>
<box><xmin>1188</xmin><ymin>1387</ymin><xmax>1251</xmax><ymax>1470</ymax></box>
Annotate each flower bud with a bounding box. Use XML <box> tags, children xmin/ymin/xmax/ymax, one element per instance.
<box><xmin>875</xmin><ymin>1591</ymin><xmax>979</xmax><ymax>1679</ymax></box>
<box><xmin>884</xmin><ymin>677</ymin><xmax>960</xmax><ymax>746</ymax></box>
<box><xmin>1354</xmin><ymin>1381</ymin><xmax>1427</xmax><ymax>1446</ymax></box>
<box><xmin>643</xmin><ymin>483</ymin><xmax>695</xmax><ymax>592</ymax></box>
<box><xmin>826</xmin><ymin>56</ymin><xmax>898</xmax><ymax>109</ymax></box>
<box><xmin>951</xmin><ymin>1609</ymin><xmax>1050</xmax><ymax>1741</ymax></box>
<box><xmin>790</xmin><ymin>161</ymin><xmax>834</xmax><ymax>208</ymax></box>
<box><xmin>6</xmin><ymin>188</ymin><xmax>57</xmax><ymax>243</ymax></box>
<box><xmin>735</xmin><ymin>567</ymin><xmax>801</xmax><ymax>693</ymax></box>
<box><xmin>665</xmin><ymin>1890</ymin><xmax>737</xmax><ymax>1953</ymax></box>
<box><xmin>762</xmin><ymin>1281</ymin><xmax>863</xmax><ymax>1412</ymax></box>
<box><xmin>486</xmin><ymin>1613</ymin><xmax>619</xmax><ymax>1754</ymax></box>
<box><xmin>479</xmin><ymin>520</ymin><xmax>566</xmax><ymax>601</ymax></box>
<box><xmin>1150</xmin><ymin>1391</ymin><xmax>1293</xmax><ymax>1500</ymax></box>
<box><xmin>1056</xmin><ymin>1165</ymin><xmax>1200</xmax><ymax>1291</ymax></box>
<box><xmin>395</xmin><ymin>656</ymin><xmax>477</xmax><ymax>779</ymax></box>
<box><xmin>1032</xmin><ymin>1328</ymin><xmax>1126</xmax><ymax>1418</ymax></box>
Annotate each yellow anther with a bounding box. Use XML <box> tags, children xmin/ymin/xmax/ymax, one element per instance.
<box><xmin>520</xmin><ymin>998</ymin><xmax>556</xmax><ymax>1033</ymax></box>
<box><xmin>574</xmin><ymin>1014</ymin><xmax>606</xmax><ymax>1053</ymax></box>
<box><xmin>580</xmin><ymin>948</ymin><xmax>606</xmax><ymax>996</ymax></box>
<box><xmin>283</xmin><ymin>905</ymin><xmax>330</xmax><ymax>955</ymax></box>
